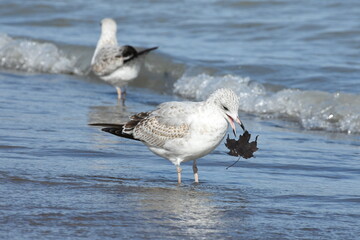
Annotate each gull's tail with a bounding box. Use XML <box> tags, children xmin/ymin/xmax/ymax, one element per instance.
<box><xmin>89</xmin><ymin>112</ymin><xmax>150</xmax><ymax>141</ymax></box>
<box><xmin>89</xmin><ymin>123</ymin><xmax>138</xmax><ymax>141</ymax></box>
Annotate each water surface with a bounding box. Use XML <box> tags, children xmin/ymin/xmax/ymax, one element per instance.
<box><xmin>1</xmin><ymin>0</ymin><xmax>360</xmax><ymax>239</ymax></box>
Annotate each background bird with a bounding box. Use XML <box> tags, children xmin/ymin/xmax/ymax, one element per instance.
<box><xmin>91</xmin><ymin>18</ymin><xmax>158</xmax><ymax>104</ymax></box>
<box><xmin>91</xmin><ymin>88</ymin><xmax>245</xmax><ymax>184</ymax></box>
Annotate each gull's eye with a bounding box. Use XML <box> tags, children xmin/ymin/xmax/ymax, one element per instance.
<box><xmin>223</xmin><ymin>105</ymin><xmax>229</xmax><ymax>111</ymax></box>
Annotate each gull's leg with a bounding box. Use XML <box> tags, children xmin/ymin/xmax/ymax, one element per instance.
<box><xmin>121</xmin><ymin>87</ymin><xmax>127</xmax><ymax>105</ymax></box>
<box><xmin>176</xmin><ymin>165</ymin><xmax>182</xmax><ymax>184</ymax></box>
<box><xmin>193</xmin><ymin>160</ymin><xmax>199</xmax><ymax>183</ymax></box>
<box><xmin>115</xmin><ymin>87</ymin><xmax>126</xmax><ymax>105</ymax></box>
<box><xmin>116</xmin><ymin>87</ymin><xmax>122</xmax><ymax>100</ymax></box>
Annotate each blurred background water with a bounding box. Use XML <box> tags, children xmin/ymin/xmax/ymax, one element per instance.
<box><xmin>0</xmin><ymin>0</ymin><xmax>359</xmax><ymax>239</ymax></box>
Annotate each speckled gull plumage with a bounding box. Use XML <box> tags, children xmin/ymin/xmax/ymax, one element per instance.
<box><xmin>93</xmin><ymin>88</ymin><xmax>245</xmax><ymax>184</ymax></box>
<box><xmin>91</xmin><ymin>18</ymin><xmax>157</xmax><ymax>104</ymax></box>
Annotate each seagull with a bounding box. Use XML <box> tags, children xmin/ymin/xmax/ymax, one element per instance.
<box><xmin>91</xmin><ymin>18</ymin><xmax>158</xmax><ymax>104</ymax></box>
<box><xmin>91</xmin><ymin>88</ymin><xmax>245</xmax><ymax>184</ymax></box>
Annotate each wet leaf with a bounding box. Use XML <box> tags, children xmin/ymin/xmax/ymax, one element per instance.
<box><xmin>225</xmin><ymin>131</ymin><xmax>259</xmax><ymax>159</ymax></box>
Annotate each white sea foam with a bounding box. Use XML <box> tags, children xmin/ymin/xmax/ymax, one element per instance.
<box><xmin>0</xmin><ymin>33</ymin><xmax>82</xmax><ymax>75</ymax></box>
<box><xmin>174</xmin><ymin>73</ymin><xmax>360</xmax><ymax>133</ymax></box>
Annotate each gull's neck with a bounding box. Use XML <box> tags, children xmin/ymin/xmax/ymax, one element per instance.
<box><xmin>202</xmin><ymin>99</ymin><xmax>222</xmax><ymax>118</ymax></box>
<box><xmin>205</xmin><ymin>93</ymin><xmax>220</xmax><ymax>106</ymax></box>
<box><xmin>204</xmin><ymin>94</ymin><xmax>228</xmax><ymax>121</ymax></box>
<box><xmin>91</xmin><ymin>30</ymin><xmax>118</xmax><ymax>64</ymax></box>
<box><xmin>99</xmin><ymin>30</ymin><xmax>118</xmax><ymax>47</ymax></box>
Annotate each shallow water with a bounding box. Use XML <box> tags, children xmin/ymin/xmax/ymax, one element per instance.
<box><xmin>1</xmin><ymin>0</ymin><xmax>360</xmax><ymax>239</ymax></box>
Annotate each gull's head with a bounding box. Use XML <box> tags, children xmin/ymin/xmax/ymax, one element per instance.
<box><xmin>207</xmin><ymin>88</ymin><xmax>245</xmax><ymax>136</ymax></box>
<box><xmin>100</xmin><ymin>18</ymin><xmax>117</xmax><ymax>34</ymax></box>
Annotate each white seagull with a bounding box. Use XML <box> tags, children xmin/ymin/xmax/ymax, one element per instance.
<box><xmin>91</xmin><ymin>88</ymin><xmax>245</xmax><ymax>184</ymax></box>
<box><xmin>91</xmin><ymin>18</ymin><xmax>158</xmax><ymax>104</ymax></box>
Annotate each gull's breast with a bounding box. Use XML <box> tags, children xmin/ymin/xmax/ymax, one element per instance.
<box><xmin>102</xmin><ymin>62</ymin><xmax>141</xmax><ymax>85</ymax></box>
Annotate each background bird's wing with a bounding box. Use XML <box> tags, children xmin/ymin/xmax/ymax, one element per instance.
<box><xmin>117</xmin><ymin>45</ymin><xmax>138</xmax><ymax>63</ymax></box>
<box><xmin>136</xmin><ymin>46</ymin><xmax>158</xmax><ymax>58</ymax></box>
<box><xmin>91</xmin><ymin>46</ymin><xmax>124</xmax><ymax>76</ymax></box>
<box><xmin>120</xmin><ymin>46</ymin><xmax>158</xmax><ymax>63</ymax></box>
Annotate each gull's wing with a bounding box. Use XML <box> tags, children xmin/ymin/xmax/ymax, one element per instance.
<box><xmin>93</xmin><ymin>102</ymin><xmax>199</xmax><ymax>148</ymax></box>
<box><xmin>133</xmin><ymin>46</ymin><xmax>158</xmax><ymax>61</ymax></box>
<box><xmin>130</xmin><ymin>102</ymin><xmax>201</xmax><ymax>147</ymax></box>
<box><xmin>91</xmin><ymin>46</ymin><xmax>125</xmax><ymax>77</ymax></box>
<box><xmin>118</xmin><ymin>46</ymin><xmax>158</xmax><ymax>64</ymax></box>
<box><xmin>116</xmin><ymin>45</ymin><xmax>139</xmax><ymax>63</ymax></box>
<box><xmin>91</xmin><ymin>45</ymin><xmax>157</xmax><ymax>77</ymax></box>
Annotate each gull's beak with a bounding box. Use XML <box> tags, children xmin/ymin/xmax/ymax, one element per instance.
<box><xmin>236</xmin><ymin>117</ymin><xmax>246</xmax><ymax>131</ymax></box>
<box><xmin>228</xmin><ymin>117</ymin><xmax>236</xmax><ymax>137</ymax></box>
<box><xmin>227</xmin><ymin>115</ymin><xmax>245</xmax><ymax>137</ymax></box>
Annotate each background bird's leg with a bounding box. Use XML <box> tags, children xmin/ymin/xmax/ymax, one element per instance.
<box><xmin>176</xmin><ymin>165</ymin><xmax>182</xmax><ymax>184</ymax></box>
<box><xmin>116</xmin><ymin>87</ymin><xmax>122</xmax><ymax>100</ymax></box>
<box><xmin>121</xmin><ymin>87</ymin><xmax>127</xmax><ymax>105</ymax></box>
<box><xmin>115</xmin><ymin>86</ymin><xmax>126</xmax><ymax>105</ymax></box>
<box><xmin>193</xmin><ymin>160</ymin><xmax>199</xmax><ymax>183</ymax></box>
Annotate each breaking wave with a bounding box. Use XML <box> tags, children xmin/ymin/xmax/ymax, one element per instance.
<box><xmin>0</xmin><ymin>33</ymin><xmax>85</xmax><ymax>75</ymax></box>
<box><xmin>174</xmin><ymin>73</ymin><xmax>360</xmax><ymax>134</ymax></box>
<box><xmin>0</xmin><ymin>33</ymin><xmax>183</xmax><ymax>91</ymax></box>
<box><xmin>1</xmin><ymin>33</ymin><xmax>359</xmax><ymax>134</ymax></box>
